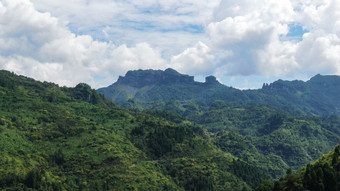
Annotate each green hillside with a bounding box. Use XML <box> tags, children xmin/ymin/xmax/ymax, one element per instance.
<box><xmin>255</xmin><ymin>144</ymin><xmax>340</xmax><ymax>191</ymax></box>
<box><xmin>0</xmin><ymin>70</ymin><xmax>267</xmax><ymax>190</ymax></box>
<box><xmin>97</xmin><ymin>68</ymin><xmax>340</xmax><ymax>179</ymax></box>
<box><xmin>190</xmin><ymin>106</ymin><xmax>340</xmax><ymax>178</ymax></box>
<box><xmin>1</xmin><ymin>69</ymin><xmax>339</xmax><ymax>190</ymax></box>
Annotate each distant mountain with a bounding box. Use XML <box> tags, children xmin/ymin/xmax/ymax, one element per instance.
<box><xmin>258</xmin><ymin>74</ymin><xmax>340</xmax><ymax>115</ymax></box>
<box><xmin>97</xmin><ymin>68</ymin><xmax>229</xmax><ymax>105</ymax></box>
<box><xmin>98</xmin><ymin>68</ymin><xmax>340</xmax><ymax>116</ymax></box>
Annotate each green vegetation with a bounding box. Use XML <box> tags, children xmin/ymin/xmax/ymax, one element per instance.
<box><xmin>1</xmin><ymin>69</ymin><xmax>340</xmax><ymax>190</ymax></box>
<box><xmin>255</xmin><ymin>144</ymin><xmax>340</xmax><ymax>191</ymax></box>
<box><xmin>98</xmin><ymin>68</ymin><xmax>340</xmax><ymax>180</ymax></box>
<box><xmin>0</xmin><ymin>70</ymin><xmax>266</xmax><ymax>190</ymax></box>
<box><xmin>191</xmin><ymin>106</ymin><xmax>340</xmax><ymax>178</ymax></box>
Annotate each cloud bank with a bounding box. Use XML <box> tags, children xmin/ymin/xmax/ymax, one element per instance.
<box><xmin>0</xmin><ymin>0</ymin><xmax>339</xmax><ymax>88</ymax></box>
<box><xmin>0</xmin><ymin>0</ymin><xmax>167</xmax><ymax>87</ymax></box>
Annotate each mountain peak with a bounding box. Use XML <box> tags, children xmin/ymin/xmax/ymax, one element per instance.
<box><xmin>116</xmin><ymin>68</ymin><xmax>194</xmax><ymax>88</ymax></box>
<box><xmin>164</xmin><ymin>68</ymin><xmax>180</xmax><ymax>75</ymax></box>
<box><xmin>309</xmin><ymin>74</ymin><xmax>340</xmax><ymax>84</ymax></box>
<box><xmin>205</xmin><ymin>76</ymin><xmax>220</xmax><ymax>85</ymax></box>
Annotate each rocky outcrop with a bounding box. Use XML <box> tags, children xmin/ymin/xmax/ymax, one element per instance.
<box><xmin>116</xmin><ymin>68</ymin><xmax>195</xmax><ymax>88</ymax></box>
<box><xmin>205</xmin><ymin>76</ymin><xmax>220</xmax><ymax>85</ymax></box>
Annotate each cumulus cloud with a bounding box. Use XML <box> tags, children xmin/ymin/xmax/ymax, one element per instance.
<box><xmin>109</xmin><ymin>43</ymin><xmax>167</xmax><ymax>73</ymax></box>
<box><xmin>171</xmin><ymin>41</ymin><xmax>215</xmax><ymax>75</ymax></box>
<box><xmin>203</xmin><ymin>0</ymin><xmax>340</xmax><ymax>79</ymax></box>
<box><xmin>206</xmin><ymin>0</ymin><xmax>299</xmax><ymax>76</ymax></box>
<box><xmin>30</xmin><ymin>0</ymin><xmax>220</xmax><ymax>56</ymax></box>
<box><xmin>0</xmin><ymin>0</ymin><xmax>167</xmax><ymax>88</ymax></box>
<box><xmin>1</xmin><ymin>0</ymin><xmax>340</xmax><ymax>90</ymax></box>
<box><xmin>294</xmin><ymin>0</ymin><xmax>340</xmax><ymax>75</ymax></box>
<box><xmin>296</xmin><ymin>33</ymin><xmax>340</xmax><ymax>74</ymax></box>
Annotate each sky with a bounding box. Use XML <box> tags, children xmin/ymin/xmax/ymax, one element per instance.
<box><xmin>0</xmin><ymin>0</ymin><xmax>339</xmax><ymax>89</ymax></box>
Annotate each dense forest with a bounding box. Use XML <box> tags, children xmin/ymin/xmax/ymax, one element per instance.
<box><xmin>0</xmin><ymin>70</ymin><xmax>266</xmax><ymax>190</ymax></box>
<box><xmin>255</xmin><ymin>144</ymin><xmax>340</xmax><ymax>191</ymax></box>
<box><xmin>1</xmin><ymin>69</ymin><xmax>340</xmax><ymax>190</ymax></box>
<box><xmin>98</xmin><ymin>68</ymin><xmax>340</xmax><ymax>179</ymax></box>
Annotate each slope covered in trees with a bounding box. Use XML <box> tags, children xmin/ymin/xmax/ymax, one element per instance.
<box><xmin>0</xmin><ymin>70</ymin><xmax>268</xmax><ymax>190</ymax></box>
<box><xmin>97</xmin><ymin>68</ymin><xmax>340</xmax><ymax>179</ymax></box>
<box><xmin>1</xmin><ymin>69</ymin><xmax>339</xmax><ymax>190</ymax></box>
<box><xmin>191</xmin><ymin>106</ymin><xmax>340</xmax><ymax>178</ymax></box>
<box><xmin>255</xmin><ymin>144</ymin><xmax>340</xmax><ymax>191</ymax></box>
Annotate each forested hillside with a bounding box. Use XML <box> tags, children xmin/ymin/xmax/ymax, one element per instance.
<box><xmin>0</xmin><ymin>70</ymin><xmax>267</xmax><ymax>190</ymax></box>
<box><xmin>255</xmin><ymin>144</ymin><xmax>340</xmax><ymax>191</ymax></box>
<box><xmin>190</xmin><ymin>106</ymin><xmax>340</xmax><ymax>178</ymax></box>
<box><xmin>98</xmin><ymin>68</ymin><xmax>340</xmax><ymax>179</ymax></box>
<box><xmin>1</xmin><ymin>69</ymin><xmax>339</xmax><ymax>190</ymax></box>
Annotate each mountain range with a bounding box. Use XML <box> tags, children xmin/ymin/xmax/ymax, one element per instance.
<box><xmin>97</xmin><ymin>68</ymin><xmax>340</xmax><ymax>184</ymax></box>
<box><xmin>98</xmin><ymin>68</ymin><xmax>340</xmax><ymax>116</ymax></box>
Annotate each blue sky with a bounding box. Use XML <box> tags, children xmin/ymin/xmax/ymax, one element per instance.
<box><xmin>0</xmin><ymin>0</ymin><xmax>339</xmax><ymax>89</ymax></box>
<box><xmin>287</xmin><ymin>24</ymin><xmax>308</xmax><ymax>38</ymax></box>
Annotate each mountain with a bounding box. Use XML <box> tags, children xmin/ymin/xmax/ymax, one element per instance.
<box><xmin>255</xmin><ymin>144</ymin><xmax>340</xmax><ymax>191</ymax></box>
<box><xmin>1</xmin><ymin>69</ymin><xmax>339</xmax><ymax>190</ymax></box>
<box><xmin>98</xmin><ymin>69</ymin><xmax>340</xmax><ymax>116</ymax></box>
<box><xmin>97</xmin><ymin>68</ymin><xmax>340</xmax><ymax>179</ymax></box>
<box><xmin>97</xmin><ymin>68</ymin><xmax>245</xmax><ymax>110</ymax></box>
<box><xmin>258</xmin><ymin>74</ymin><xmax>340</xmax><ymax>115</ymax></box>
<box><xmin>0</xmin><ymin>70</ymin><xmax>269</xmax><ymax>190</ymax></box>
<box><xmin>97</xmin><ymin>68</ymin><xmax>231</xmax><ymax>106</ymax></box>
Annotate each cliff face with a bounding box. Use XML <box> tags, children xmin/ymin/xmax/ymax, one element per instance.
<box><xmin>205</xmin><ymin>76</ymin><xmax>220</xmax><ymax>85</ymax></box>
<box><xmin>116</xmin><ymin>68</ymin><xmax>195</xmax><ymax>88</ymax></box>
<box><xmin>97</xmin><ymin>68</ymin><xmax>226</xmax><ymax>108</ymax></box>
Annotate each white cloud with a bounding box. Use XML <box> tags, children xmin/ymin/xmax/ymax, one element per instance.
<box><xmin>31</xmin><ymin>0</ymin><xmax>220</xmax><ymax>29</ymax></box>
<box><xmin>1</xmin><ymin>0</ymin><xmax>340</xmax><ymax>90</ymax></box>
<box><xmin>171</xmin><ymin>41</ymin><xmax>215</xmax><ymax>75</ymax></box>
<box><xmin>293</xmin><ymin>0</ymin><xmax>340</xmax><ymax>75</ymax></box>
<box><xmin>296</xmin><ymin>32</ymin><xmax>340</xmax><ymax>74</ymax></box>
<box><xmin>298</xmin><ymin>0</ymin><xmax>340</xmax><ymax>32</ymax></box>
<box><xmin>0</xmin><ymin>0</ymin><xmax>167</xmax><ymax>88</ymax></box>
<box><xmin>30</xmin><ymin>0</ymin><xmax>220</xmax><ymax>57</ymax></box>
<box><xmin>109</xmin><ymin>43</ymin><xmax>167</xmax><ymax>73</ymax></box>
<box><xmin>205</xmin><ymin>0</ymin><xmax>340</xmax><ymax>79</ymax></box>
<box><xmin>207</xmin><ymin>0</ymin><xmax>297</xmax><ymax>76</ymax></box>
<box><xmin>214</xmin><ymin>0</ymin><xmax>294</xmax><ymax>23</ymax></box>
<box><xmin>101</xmin><ymin>27</ymin><xmax>205</xmax><ymax>59</ymax></box>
